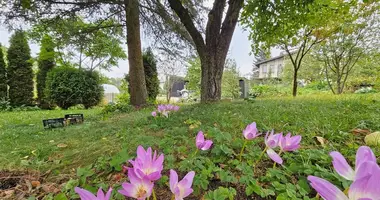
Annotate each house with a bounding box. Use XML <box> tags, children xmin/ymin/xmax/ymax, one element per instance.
<box><xmin>254</xmin><ymin>54</ymin><xmax>286</xmax><ymax>79</ymax></box>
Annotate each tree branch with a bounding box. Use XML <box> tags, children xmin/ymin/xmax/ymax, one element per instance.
<box><xmin>168</xmin><ymin>0</ymin><xmax>206</xmax><ymax>58</ymax></box>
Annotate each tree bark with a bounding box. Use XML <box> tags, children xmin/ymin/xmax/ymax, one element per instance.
<box><xmin>125</xmin><ymin>0</ymin><xmax>148</xmax><ymax>106</ymax></box>
<box><xmin>292</xmin><ymin>69</ymin><xmax>298</xmax><ymax>97</ymax></box>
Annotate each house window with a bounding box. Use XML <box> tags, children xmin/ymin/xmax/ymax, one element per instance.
<box><xmin>277</xmin><ymin>64</ymin><xmax>283</xmax><ymax>77</ymax></box>
<box><xmin>262</xmin><ymin>65</ymin><xmax>267</xmax><ymax>73</ymax></box>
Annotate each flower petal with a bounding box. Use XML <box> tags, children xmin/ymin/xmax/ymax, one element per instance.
<box><xmin>201</xmin><ymin>140</ymin><xmax>213</xmax><ymax>150</ymax></box>
<box><xmin>97</xmin><ymin>188</ymin><xmax>105</xmax><ymax>199</ymax></box>
<box><xmin>266</xmin><ymin>148</ymin><xmax>283</xmax><ymax>164</ymax></box>
<box><xmin>196</xmin><ymin>131</ymin><xmax>205</xmax><ymax>148</ymax></box>
<box><xmin>75</xmin><ymin>187</ymin><xmax>97</xmax><ymax>200</ymax></box>
<box><xmin>181</xmin><ymin>171</ymin><xmax>195</xmax><ymax>188</ymax></box>
<box><xmin>119</xmin><ymin>183</ymin><xmax>137</xmax><ymax>198</ymax></box>
<box><xmin>170</xmin><ymin>169</ymin><xmax>178</xmax><ymax>193</ymax></box>
<box><xmin>349</xmin><ymin>162</ymin><xmax>380</xmax><ymax>200</ymax></box>
<box><xmin>104</xmin><ymin>188</ymin><xmax>112</xmax><ymax>200</ymax></box>
<box><xmin>307</xmin><ymin>176</ymin><xmax>348</xmax><ymax>200</ymax></box>
<box><xmin>355</xmin><ymin>146</ymin><xmax>377</xmax><ymax>172</ymax></box>
<box><xmin>330</xmin><ymin>151</ymin><xmax>355</xmax><ymax>181</ymax></box>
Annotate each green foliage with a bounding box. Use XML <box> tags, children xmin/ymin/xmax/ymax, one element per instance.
<box><xmin>0</xmin><ymin>44</ymin><xmax>7</xmax><ymax>99</ymax></box>
<box><xmin>143</xmin><ymin>48</ymin><xmax>159</xmax><ymax>102</ymax></box>
<box><xmin>186</xmin><ymin>57</ymin><xmax>202</xmax><ymax>96</ymax></box>
<box><xmin>7</xmin><ymin>30</ymin><xmax>34</xmax><ymax>106</ymax></box>
<box><xmin>1</xmin><ymin>94</ymin><xmax>380</xmax><ymax>198</ymax></box>
<box><xmin>282</xmin><ymin>55</ymin><xmax>324</xmax><ymax>84</ymax></box>
<box><xmin>204</xmin><ymin>187</ymin><xmax>236</xmax><ymax>200</ymax></box>
<box><xmin>30</xmin><ymin>16</ymin><xmax>126</xmax><ymax>71</ymax></box>
<box><xmin>45</xmin><ymin>67</ymin><xmax>103</xmax><ymax>109</ymax></box>
<box><xmin>37</xmin><ymin>34</ymin><xmax>55</xmax><ymax>107</ymax></box>
<box><xmin>222</xmin><ymin>59</ymin><xmax>241</xmax><ymax>99</ymax></box>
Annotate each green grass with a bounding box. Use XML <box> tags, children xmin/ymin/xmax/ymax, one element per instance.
<box><xmin>1</xmin><ymin>94</ymin><xmax>378</xmax><ymax>171</ymax></box>
<box><xmin>0</xmin><ymin>93</ymin><xmax>379</xmax><ymax>198</ymax></box>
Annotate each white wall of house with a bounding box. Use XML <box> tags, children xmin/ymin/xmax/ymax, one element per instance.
<box><xmin>258</xmin><ymin>57</ymin><xmax>284</xmax><ymax>78</ymax></box>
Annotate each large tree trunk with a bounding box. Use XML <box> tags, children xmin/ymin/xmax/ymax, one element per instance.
<box><xmin>125</xmin><ymin>0</ymin><xmax>148</xmax><ymax>106</ymax></box>
<box><xmin>200</xmin><ymin>51</ymin><xmax>225</xmax><ymax>101</ymax></box>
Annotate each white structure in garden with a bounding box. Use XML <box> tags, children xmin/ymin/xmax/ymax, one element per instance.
<box><xmin>102</xmin><ymin>84</ymin><xmax>120</xmax><ymax>103</ymax></box>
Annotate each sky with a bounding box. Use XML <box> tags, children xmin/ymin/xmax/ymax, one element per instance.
<box><xmin>0</xmin><ymin>25</ymin><xmax>281</xmax><ymax>79</ymax></box>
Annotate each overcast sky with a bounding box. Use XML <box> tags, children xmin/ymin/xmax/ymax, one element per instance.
<box><xmin>0</xmin><ymin>25</ymin><xmax>281</xmax><ymax>78</ymax></box>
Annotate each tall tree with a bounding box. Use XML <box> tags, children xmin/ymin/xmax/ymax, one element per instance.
<box><xmin>37</xmin><ymin>34</ymin><xmax>55</xmax><ymax>106</ymax></box>
<box><xmin>314</xmin><ymin>10</ymin><xmax>379</xmax><ymax>94</ymax></box>
<box><xmin>125</xmin><ymin>0</ymin><xmax>148</xmax><ymax>105</ymax></box>
<box><xmin>167</xmin><ymin>0</ymin><xmax>244</xmax><ymax>102</ymax></box>
<box><xmin>7</xmin><ymin>30</ymin><xmax>34</xmax><ymax>106</ymax></box>
<box><xmin>241</xmin><ymin>0</ymin><xmax>352</xmax><ymax>96</ymax></box>
<box><xmin>143</xmin><ymin>48</ymin><xmax>159</xmax><ymax>102</ymax></box>
<box><xmin>0</xmin><ymin>44</ymin><xmax>7</xmax><ymax>100</ymax></box>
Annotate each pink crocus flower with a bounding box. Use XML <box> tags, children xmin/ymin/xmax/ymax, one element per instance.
<box><xmin>308</xmin><ymin>161</ymin><xmax>380</xmax><ymax>200</ymax></box>
<box><xmin>119</xmin><ymin>168</ymin><xmax>154</xmax><ymax>200</ymax></box>
<box><xmin>173</xmin><ymin>105</ymin><xmax>180</xmax><ymax>111</ymax></box>
<box><xmin>196</xmin><ymin>131</ymin><xmax>213</xmax><ymax>150</ymax></box>
<box><xmin>170</xmin><ymin>169</ymin><xmax>195</xmax><ymax>200</ymax></box>
<box><xmin>242</xmin><ymin>122</ymin><xmax>260</xmax><ymax>140</ymax></box>
<box><xmin>264</xmin><ymin>130</ymin><xmax>282</xmax><ymax>164</ymax></box>
<box><xmin>279</xmin><ymin>133</ymin><xmax>302</xmax><ymax>152</ymax></box>
<box><xmin>129</xmin><ymin>146</ymin><xmax>164</xmax><ymax>181</ymax></box>
<box><xmin>75</xmin><ymin>187</ymin><xmax>112</xmax><ymax>200</ymax></box>
<box><xmin>151</xmin><ymin>111</ymin><xmax>157</xmax><ymax>117</ymax></box>
<box><xmin>264</xmin><ymin>130</ymin><xmax>281</xmax><ymax>149</ymax></box>
<box><xmin>330</xmin><ymin>146</ymin><xmax>377</xmax><ymax>181</ymax></box>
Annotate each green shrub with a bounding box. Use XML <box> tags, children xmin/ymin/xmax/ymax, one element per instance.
<box><xmin>101</xmin><ymin>102</ymin><xmax>134</xmax><ymax>115</ymax></box>
<box><xmin>0</xmin><ymin>44</ymin><xmax>7</xmax><ymax>100</ymax></box>
<box><xmin>37</xmin><ymin>35</ymin><xmax>55</xmax><ymax>108</ymax></box>
<box><xmin>0</xmin><ymin>98</ymin><xmax>11</xmax><ymax>111</ymax></box>
<box><xmin>81</xmin><ymin>71</ymin><xmax>104</xmax><ymax>109</ymax></box>
<box><xmin>45</xmin><ymin>67</ymin><xmax>103</xmax><ymax>109</ymax></box>
<box><xmin>7</xmin><ymin>30</ymin><xmax>34</xmax><ymax>106</ymax></box>
<box><xmin>143</xmin><ymin>48</ymin><xmax>159</xmax><ymax>102</ymax></box>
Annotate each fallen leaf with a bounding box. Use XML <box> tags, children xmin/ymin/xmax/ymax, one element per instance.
<box><xmin>364</xmin><ymin>131</ymin><xmax>380</xmax><ymax>147</ymax></box>
<box><xmin>352</xmin><ymin>129</ymin><xmax>371</xmax><ymax>135</ymax></box>
<box><xmin>315</xmin><ymin>136</ymin><xmax>327</xmax><ymax>147</ymax></box>
<box><xmin>57</xmin><ymin>144</ymin><xmax>67</xmax><ymax>148</ymax></box>
<box><xmin>31</xmin><ymin>181</ymin><xmax>41</xmax><ymax>188</ymax></box>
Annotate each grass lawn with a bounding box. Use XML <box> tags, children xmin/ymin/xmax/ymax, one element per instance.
<box><xmin>0</xmin><ymin>93</ymin><xmax>379</xmax><ymax>199</ymax></box>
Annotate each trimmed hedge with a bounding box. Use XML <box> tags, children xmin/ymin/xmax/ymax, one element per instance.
<box><xmin>45</xmin><ymin>66</ymin><xmax>103</xmax><ymax>109</ymax></box>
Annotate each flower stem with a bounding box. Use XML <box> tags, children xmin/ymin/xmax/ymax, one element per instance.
<box><xmin>273</xmin><ymin>150</ymin><xmax>283</xmax><ymax>168</ymax></box>
<box><xmin>192</xmin><ymin>149</ymin><xmax>199</xmax><ymax>158</ymax></box>
<box><xmin>239</xmin><ymin>140</ymin><xmax>248</xmax><ymax>161</ymax></box>
<box><xmin>152</xmin><ymin>189</ymin><xmax>157</xmax><ymax>200</ymax></box>
<box><xmin>254</xmin><ymin>146</ymin><xmax>268</xmax><ymax>171</ymax></box>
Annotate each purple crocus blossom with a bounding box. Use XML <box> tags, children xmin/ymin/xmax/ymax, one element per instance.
<box><xmin>75</xmin><ymin>187</ymin><xmax>112</xmax><ymax>200</ymax></box>
<box><xmin>129</xmin><ymin>146</ymin><xmax>164</xmax><ymax>181</ymax></box>
<box><xmin>170</xmin><ymin>169</ymin><xmax>195</xmax><ymax>200</ymax></box>
<box><xmin>265</xmin><ymin>130</ymin><xmax>281</xmax><ymax>149</ymax></box>
<box><xmin>279</xmin><ymin>133</ymin><xmax>301</xmax><ymax>152</ymax></box>
<box><xmin>242</xmin><ymin>122</ymin><xmax>260</xmax><ymax>140</ymax></box>
<box><xmin>196</xmin><ymin>131</ymin><xmax>213</xmax><ymax>150</ymax></box>
<box><xmin>151</xmin><ymin>111</ymin><xmax>157</xmax><ymax>117</ymax></box>
<box><xmin>266</xmin><ymin>148</ymin><xmax>283</xmax><ymax>165</ymax></box>
<box><xmin>330</xmin><ymin>146</ymin><xmax>377</xmax><ymax>181</ymax></box>
<box><xmin>308</xmin><ymin>161</ymin><xmax>380</xmax><ymax>200</ymax></box>
<box><xmin>119</xmin><ymin>168</ymin><xmax>154</xmax><ymax>200</ymax></box>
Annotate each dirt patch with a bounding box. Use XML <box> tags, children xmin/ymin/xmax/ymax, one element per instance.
<box><xmin>0</xmin><ymin>170</ymin><xmax>64</xmax><ymax>199</ymax></box>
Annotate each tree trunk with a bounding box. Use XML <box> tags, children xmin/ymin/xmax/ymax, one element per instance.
<box><xmin>292</xmin><ymin>69</ymin><xmax>298</xmax><ymax>97</ymax></box>
<box><xmin>200</xmin><ymin>52</ymin><xmax>225</xmax><ymax>102</ymax></box>
<box><xmin>125</xmin><ymin>0</ymin><xmax>147</xmax><ymax>106</ymax></box>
